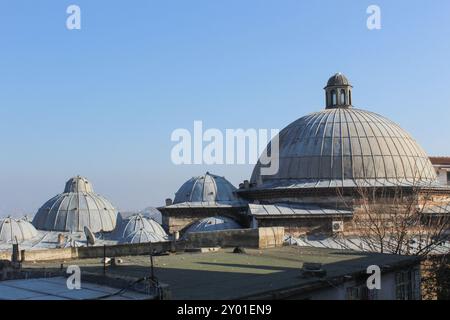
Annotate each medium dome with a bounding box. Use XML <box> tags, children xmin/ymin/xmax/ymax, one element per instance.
<box><xmin>114</xmin><ymin>213</ymin><xmax>168</xmax><ymax>243</ymax></box>
<box><xmin>32</xmin><ymin>176</ymin><xmax>118</xmax><ymax>233</ymax></box>
<box><xmin>174</xmin><ymin>172</ymin><xmax>241</xmax><ymax>204</ymax></box>
<box><xmin>0</xmin><ymin>217</ymin><xmax>38</xmax><ymax>243</ymax></box>
<box><xmin>251</xmin><ymin>75</ymin><xmax>436</xmax><ymax>189</ymax></box>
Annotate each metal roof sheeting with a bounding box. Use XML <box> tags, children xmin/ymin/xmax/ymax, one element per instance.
<box><xmin>286</xmin><ymin>235</ymin><xmax>450</xmax><ymax>255</ymax></box>
<box><xmin>251</xmin><ymin>107</ymin><xmax>437</xmax><ymax>189</ymax></box>
<box><xmin>32</xmin><ymin>176</ymin><xmax>118</xmax><ymax>233</ymax></box>
<box><xmin>248</xmin><ymin>203</ymin><xmax>353</xmax><ymax>217</ymax></box>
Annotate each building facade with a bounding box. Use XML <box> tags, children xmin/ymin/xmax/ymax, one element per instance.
<box><xmin>430</xmin><ymin>157</ymin><xmax>450</xmax><ymax>186</ymax></box>
<box><xmin>161</xmin><ymin>74</ymin><xmax>450</xmax><ymax>238</ymax></box>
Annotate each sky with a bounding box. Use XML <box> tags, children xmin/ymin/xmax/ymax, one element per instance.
<box><xmin>0</xmin><ymin>0</ymin><xmax>449</xmax><ymax>216</ymax></box>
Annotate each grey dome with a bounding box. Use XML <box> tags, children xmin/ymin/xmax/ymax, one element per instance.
<box><xmin>64</xmin><ymin>176</ymin><xmax>93</xmax><ymax>193</ymax></box>
<box><xmin>326</xmin><ymin>73</ymin><xmax>351</xmax><ymax>87</ymax></box>
<box><xmin>0</xmin><ymin>217</ymin><xmax>38</xmax><ymax>243</ymax></box>
<box><xmin>183</xmin><ymin>216</ymin><xmax>242</xmax><ymax>235</ymax></box>
<box><xmin>251</xmin><ymin>107</ymin><xmax>436</xmax><ymax>188</ymax></box>
<box><xmin>174</xmin><ymin>172</ymin><xmax>241</xmax><ymax>204</ymax></box>
<box><xmin>114</xmin><ymin>213</ymin><xmax>168</xmax><ymax>243</ymax></box>
<box><xmin>32</xmin><ymin>176</ymin><xmax>118</xmax><ymax>233</ymax></box>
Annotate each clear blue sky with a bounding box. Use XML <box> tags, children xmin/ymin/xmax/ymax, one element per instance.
<box><xmin>0</xmin><ymin>0</ymin><xmax>449</xmax><ymax>216</ymax></box>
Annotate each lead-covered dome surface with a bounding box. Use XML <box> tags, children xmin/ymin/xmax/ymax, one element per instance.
<box><xmin>114</xmin><ymin>213</ymin><xmax>168</xmax><ymax>243</ymax></box>
<box><xmin>174</xmin><ymin>172</ymin><xmax>242</xmax><ymax>205</ymax></box>
<box><xmin>182</xmin><ymin>216</ymin><xmax>242</xmax><ymax>235</ymax></box>
<box><xmin>251</xmin><ymin>107</ymin><xmax>436</xmax><ymax>188</ymax></box>
<box><xmin>0</xmin><ymin>217</ymin><xmax>38</xmax><ymax>243</ymax></box>
<box><xmin>32</xmin><ymin>176</ymin><xmax>118</xmax><ymax>233</ymax></box>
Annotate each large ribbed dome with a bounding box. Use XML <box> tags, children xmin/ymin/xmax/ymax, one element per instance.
<box><xmin>251</xmin><ymin>75</ymin><xmax>436</xmax><ymax>189</ymax></box>
<box><xmin>32</xmin><ymin>176</ymin><xmax>118</xmax><ymax>233</ymax></box>
<box><xmin>174</xmin><ymin>172</ymin><xmax>241</xmax><ymax>204</ymax></box>
<box><xmin>0</xmin><ymin>217</ymin><xmax>38</xmax><ymax>243</ymax></box>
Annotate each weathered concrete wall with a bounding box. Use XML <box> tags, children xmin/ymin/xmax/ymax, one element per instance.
<box><xmin>2</xmin><ymin>227</ymin><xmax>284</xmax><ymax>262</ymax></box>
<box><xmin>20</xmin><ymin>248</ymin><xmax>74</xmax><ymax>262</ymax></box>
<box><xmin>0</xmin><ymin>251</ymin><xmax>11</xmax><ymax>260</ymax></box>
<box><xmin>76</xmin><ymin>242</ymin><xmax>172</xmax><ymax>259</ymax></box>
<box><xmin>17</xmin><ymin>242</ymin><xmax>173</xmax><ymax>262</ymax></box>
<box><xmin>258</xmin><ymin>227</ymin><xmax>285</xmax><ymax>248</ymax></box>
<box><xmin>185</xmin><ymin>227</ymin><xmax>284</xmax><ymax>249</ymax></box>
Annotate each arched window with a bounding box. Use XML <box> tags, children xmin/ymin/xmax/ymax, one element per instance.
<box><xmin>349</xmin><ymin>90</ymin><xmax>352</xmax><ymax>105</ymax></box>
<box><xmin>340</xmin><ymin>89</ymin><xmax>346</xmax><ymax>105</ymax></box>
<box><xmin>331</xmin><ymin>90</ymin><xmax>337</xmax><ymax>105</ymax></box>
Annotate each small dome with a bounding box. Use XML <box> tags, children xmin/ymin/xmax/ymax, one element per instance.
<box><xmin>115</xmin><ymin>213</ymin><xmax>168</xmax><ymax>243</ymax></box>
<box><xmin>0</xmin><ymin>217</ymin><xmax>38</xmax><ymax>243</ymax></box>
<box><xmin>33</xmin><ymin>176</ymin><xmax>118</xmax><ymax>233</ymax></box>
<box><xmin>326</xmin><ymin>72</ymin><xmax>351</xmax><ymax>87</ymax></box>
<box><xmin>174</xmin><ymin>172</ymin><xmax>240</xmax><ymax>204</ymax></box>
<box><xmin>183</xmin><ymin>216</ymin><xmax>242</xmax><ymax>235</ymax></box>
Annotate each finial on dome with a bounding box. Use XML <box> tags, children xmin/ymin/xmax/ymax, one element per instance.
<box><xmin>324</xmin><ymin>73</ymin><xmax>353</xmax><ymax>109</ymax></box>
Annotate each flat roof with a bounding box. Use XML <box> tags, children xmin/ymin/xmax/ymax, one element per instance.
<box><xmin>0</xmin><ymin>277</ymin><xmax>152</xmax><ymax>300</ymax></box>
<box><xmin>22</xmin><ymin>246</ymin><xmax>419</xmax><ymax>300</ymax></box>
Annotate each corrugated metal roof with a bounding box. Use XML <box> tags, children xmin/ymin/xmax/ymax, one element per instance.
<box><xmin>248</xmin><ymin>203</ymin><xmax>353</xmax><ymax>217</ymax></box>
<box><xmin>165</xmin><ymin>201</ymin><xmax>243</xmax><ymax>209</ymax></box>
<box><xmin>0</xmin><ymin>277</ymin><xmax>152</xmax><ymax>300</ymax></box>
<box><xmin>285</xmin><ymin>235</ymin><xmax>450</xmax><ymax>255</ymax></box>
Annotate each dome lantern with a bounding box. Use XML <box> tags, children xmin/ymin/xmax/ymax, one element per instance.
<box><xmin>324</xmin><ymin>73</ymin><xmax>353</xmax><ymax>109</ymax></box>
<box><xmin>64</xmin><ymin>175</ymin><xmax>94</xmax><ymax>193</ymax></box>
